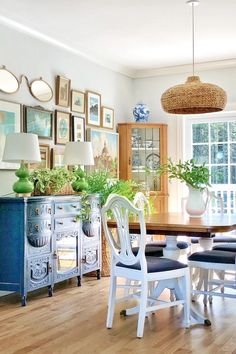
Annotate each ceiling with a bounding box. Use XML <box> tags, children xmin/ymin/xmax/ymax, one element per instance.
<box><xmin>0</xmin><ymin>0</ymin><xmax>236</xmax><ymax>77</ymax></box>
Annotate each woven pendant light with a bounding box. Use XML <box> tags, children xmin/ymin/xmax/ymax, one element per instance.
<box><xmin>161</xmin><ymin>0</ymin><xmax>227</xmax><ymax>115</ymax></box>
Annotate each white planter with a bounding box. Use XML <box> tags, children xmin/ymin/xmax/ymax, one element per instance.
<box><xmin>185</xmin><ymin>185</ymin><xmax>208</xmax><ymax>217</ymax></box>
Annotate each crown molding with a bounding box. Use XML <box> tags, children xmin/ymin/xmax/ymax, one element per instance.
<box><xmin>0</xmin><ymin>15</ymin><xmax>136</xmax><ymax>78</ymax></box>
<box><xmin>134</xmin><ymin>59</ymin><xmax>236</xmax><ymax>78</ymax></box>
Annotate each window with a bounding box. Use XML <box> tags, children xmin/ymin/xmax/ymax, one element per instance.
<box><xmin>184</xmin><ymin>114</ymin><xmax>236</xmax><ymax>213</ymax></box>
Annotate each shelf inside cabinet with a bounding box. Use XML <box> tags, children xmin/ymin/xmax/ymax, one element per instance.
<box><xmin>131</xmin><ymin>148</ymin><xmax>159</xmax><ymax>151</ymax></box>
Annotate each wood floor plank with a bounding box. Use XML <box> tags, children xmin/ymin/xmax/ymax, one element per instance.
<box><xmin>0</xmin><ymin>277</ymin><xmax>236</xmax><ymax>354</ymax></box>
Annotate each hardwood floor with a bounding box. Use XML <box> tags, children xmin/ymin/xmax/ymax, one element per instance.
<box><xmin>0</xmin><ymin>277</ymin><xmax>236</xmax><ymax>354</ymax></box>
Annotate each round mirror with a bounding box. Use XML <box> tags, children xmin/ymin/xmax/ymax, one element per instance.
<box><xmin>30</xmin><ymin>78</ymin><xmax>53</xmax><ymax>102</ymax></box>
<box><xmin>0</xmin><ymin>66</ymin><xmax>19</xmax><ymax>93</ymax></box>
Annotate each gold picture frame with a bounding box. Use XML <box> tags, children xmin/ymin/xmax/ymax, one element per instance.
<box><xmin>55</xmin><ymin>75</ymin><xmax>71</xmax><ymax>107</ymax></box>
<box><xmin>28</xmin><ymin>144</ymin><xmax>50</xmax><ymax>170</ymax></box>
<box><xmin>101</xmin><ymin>106</ymin><xmax>114</xmax><ymax>130</ymax></box>
<box><xmin>55</xmin><ymin>110</ymin><xmax>71</xmax><ymax>145</ymax></box>
<box><xmin>86</xmin><ymin>91</ymin><xmax>101</xmax><ymax>127</ymax></box>
<box><xmin>71</xmin><ymin>90</ymin><xmax>85</xmax><ymax>113</ymax></box>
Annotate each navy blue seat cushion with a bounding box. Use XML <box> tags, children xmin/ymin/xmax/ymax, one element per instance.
<box><xmin>191</xmin><ymin>236</ymin><xmax>236</xmax><ymax>244</ymax></box>
<box><xmin>117</xmin><ymin>256</ymin><xmax>187</xmax><ymax>273</ymax></box>
<box><xmin>213</xmin><ymin>244</ymin><xmax>236</xmax><ymax>252</ymax></box>
<box><xmin>132</xmin><ymin>246</ymin><xmax>163</xmax><ymax>257</ymax></box>
<box><xmin>188</xmin><ymin>250</ymin><xmax>236</xmax><ymax>264</ymax></box>
<box><xmin>146</xmin><ymin>241</ymin><xmax>190</xmax><ymax>250</ymax></box>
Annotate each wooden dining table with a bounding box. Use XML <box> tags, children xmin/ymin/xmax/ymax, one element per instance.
<box><xmin>107</xmin><ymin>211</ymin><xmax>236</xmax><ymax>326</ymax></box>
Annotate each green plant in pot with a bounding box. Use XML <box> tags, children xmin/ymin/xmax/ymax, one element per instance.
<box><xmin>157</xmin><ymin>158</ymin><xmax>211</xmax><ymax>217</ymax></box>
<box><xmin>29</xmin><ymin>168</ymin><xmax>75</xmax><ymax>195</ymax></box>
<box><xmin>77</xmin><ymin>170</ymin><xmax>140</xmax><ymax>236</ymax></box>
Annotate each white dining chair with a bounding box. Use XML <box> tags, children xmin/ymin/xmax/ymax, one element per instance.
<box><xmin>101</xmin><ymin>194</ymin><xmax>190</xmax><ymax>338</ymax></box>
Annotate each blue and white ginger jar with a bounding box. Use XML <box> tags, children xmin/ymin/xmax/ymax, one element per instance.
<box><xmin>133</xmin><ymin>103</ymin><xmax>150</xmax><ymax>122</ymax></box>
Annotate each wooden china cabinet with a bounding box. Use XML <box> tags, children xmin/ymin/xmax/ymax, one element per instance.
<box><xmin>118</xmin><ymin>123</ymin><xmax>168</xmax><ymax>212</ymax></box>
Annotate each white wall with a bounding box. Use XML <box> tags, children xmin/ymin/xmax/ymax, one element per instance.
<box><xmin>0</xmin><ymin>23</ymin><xmax>133</xmax><ymax>195</ymax></box>
<box><xmin>132</xmin><ymin>67</ymin><xmax>236</xmax><ymax>210</ymax></box>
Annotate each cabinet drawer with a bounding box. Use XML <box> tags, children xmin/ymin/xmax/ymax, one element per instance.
<box><xmin>27</xmin><ymin>203</ymin><xmax>52</xmax><ymax>218</ymax></box>
<box><xmin>54</xmin><ymin>217</ymin><xmax>80</xmax><ymax>230</ymax></box>
<box><xmin>27</xmin><ymin>220</ymin><xmax>52</xmax><ymax>234</ymax></box>
<box><xmin>55</xmin><ymin>202</ymin><xmax>80</xmax><ymax>216</ymax></box>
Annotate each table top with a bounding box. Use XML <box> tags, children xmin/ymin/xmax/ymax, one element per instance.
<box><xmin>107</xmin><ymin>212</ymin><xmax>236</xmax><ymax>237</ymax></box>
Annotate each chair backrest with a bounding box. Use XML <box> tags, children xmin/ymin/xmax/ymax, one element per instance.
<box><xmin>101</xmin><ymin>194</ymin><xmax>147</xmax><ymax>267</ymax></box>
<box><xmin>133</xmin><ymin>192</ymin><xmax>151</xmax><ymax>215</ymax></box>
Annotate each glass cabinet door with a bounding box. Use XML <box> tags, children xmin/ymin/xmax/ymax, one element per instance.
<box><xmin>131</xmin><ymin>127</ymin><xmax>161</xmax><ymax>191</ymax></box>
<box><xmin>56</xmin><ymin>233</ymin><xmax>78</xmax><ymax>273</ymax></box>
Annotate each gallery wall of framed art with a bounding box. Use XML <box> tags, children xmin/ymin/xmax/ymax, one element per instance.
<box><xmin>0</xmin><ymin>70</ymin><xmax>117</xmax><ymax>173</ymax></box>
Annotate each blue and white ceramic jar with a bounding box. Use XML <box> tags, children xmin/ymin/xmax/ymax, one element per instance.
<box><xmin>133</xmin><ymin>103</ymin><xmax>150</xmax><ymax>122</ymax></box>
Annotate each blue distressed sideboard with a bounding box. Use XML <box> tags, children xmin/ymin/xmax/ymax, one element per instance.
<box><xmin>0</xmin><ymin>194</ymin><xmax>101</xmax><ymax>305</ymax></box>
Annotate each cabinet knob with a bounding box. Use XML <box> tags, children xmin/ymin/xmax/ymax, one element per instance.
<box><xmin>72</xmin><ymin>218</ymin><xmax>78</xmax><ymax>223</ymax></box>
<box><xmin>48</xmin><ymin>223</ymin><xmax>51</xmax><ymax>230</ymax></box>
<box><xmin>35</xmin><ymin>208</ymin><xmax>39</xmax><ymax>215</ymax></box>
<box><xmin>58</xmin><ymin>221</ymin><xmax>64</xmax><ymax>225</ymax></box>
<box><xmin>53</xmin><ymin>252</ymin><xmax>57</xmax><ymax>259</ymax></box>
<box><xmin>81</xmin><ymin>258</ymin><xmax>86</xmax><ymax>263</ymax></box>
<box><xmin>71</xmin><ymin>205</ymin><xmax>77</xmax><ymax>208</ymax></box>
<box><xmin>34</xmin><ymin>224</ymin><xmax>39</xmax><ymax>232</ymax></box>
<box><xmin>58</xmin><ymin>206</ymin><xmax>63</xmax><ymax>210</ymax></box>
<box><xmin>48</xmin><ymin>264</ymin><xmax>52</xmax><ymax>272</ymax></box>
<box><xmin>48</xmin><ymin>207</ymin><xmax>52</xmax><ymax>214</ymax></box>
<box><xmin>128</xmin><ymin>157</ymin><xmax>131</xmax><ymax>165</ymax></box>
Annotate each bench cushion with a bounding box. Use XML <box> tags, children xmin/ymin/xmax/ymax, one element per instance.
<box><xmin>146</xmin><ymin>241</ymin><xmax>190</xmax><ymax>250</ymax></box>
<box><xmin>117</xmin><ymin>256</ymin><xmax>187</xmax><ymax>273</ymax></box>
<box><xmin>188</xmin><ymin>250</ymin><xmax>236</xmax><ymax>264</ymax></box>
<box><xmin>213</xmin><ymin>244</ymin><xmax>236</xmax><ymax>252</ymax></box>
<box><xmin>132</xmin><ymin>246</ymin><xmax>163</xmax><ymax>257</ymax></box>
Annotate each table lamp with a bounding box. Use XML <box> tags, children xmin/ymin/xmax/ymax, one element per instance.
<box><xmin>63</xmin><ymin>141</ymin><xmax>94</xmax><ymax>192</ymax></box>
<box><xmin>2</xmin><ymin>132</ymin><xmax>41</xmax><ymax>196</ymax></box>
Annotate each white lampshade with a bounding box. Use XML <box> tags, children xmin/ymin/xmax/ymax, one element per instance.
<box><xmin>2</xmin><ymin>132</ymin><xmax>41</xmax><ymax>163</ymax></box>
<box><xmin>63</xmin><ymin>141</ymin><xmax>94</xmax><ymax>166</ymax></box>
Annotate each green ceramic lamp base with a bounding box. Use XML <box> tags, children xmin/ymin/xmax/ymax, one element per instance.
<box><xmin>13</xmin><ymin>162</ymin><xmax>34</xmax><ymax>195</ymax></box>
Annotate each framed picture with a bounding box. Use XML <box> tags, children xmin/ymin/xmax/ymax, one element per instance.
<box><xmin>56</xmin><ymin>75</ymin><xmax>70</xmax><ymax>107</ymax></box>
<box><xmin>71</xmin><ymin>90</ymin><xmax>85</xmax><ymax>113</ymax></box>
<box><xmin>0</xmin><ymin>99</ymin><xmax>21</xmax><ymax>170</ymax></box>
<box><xmin>101</xmin><ymin>107</ymin><xmax>114</xmax><ymax>130</ymax></box>
<box><xmin>28</xmin><ymin>144</ymin><xmax>50</xmax><ymax>170</ymax></box>
<box><xmin>86</xmin><ymin>91</ymin><xmax>101</xmax><ymax>127</ymax></box>
<box><xmin>87</xmin><ymin>128</ymin><xmax>119</xmax><ymax>179</ymax></box>
<box><xmin>72</xmin><ymin>116</ymin><xmax>85</xmax><ymax>142</ymax></box>
<box><xmin>55</xmin><ymin>110</ymin><xmax>70</xmax><ymax>145</ymax></box>
<box><xmin>51</xmin><ymin>146</ymin><xmax>66</xmax><ymax>168</ymax></box>
<box><xmin>24</xmin><ymin>106</ymin><xmax>53</xmax><ymax>139</ymax></box>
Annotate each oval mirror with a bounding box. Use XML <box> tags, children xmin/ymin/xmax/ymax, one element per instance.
<box><xmin>0</xmin><ymin>66</ymin><xmax>19</xmax><ymax>93</ymax></box>
<box><xmin>30</xmin><ymin>78</ymin><xmax>53</xmax><ymax>102</ymax></box>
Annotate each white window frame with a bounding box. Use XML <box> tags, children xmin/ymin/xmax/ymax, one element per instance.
<box><xmin>183</xmin><ymin>111</ymin><xmax>236</xmax><ymax>213</ymax></box>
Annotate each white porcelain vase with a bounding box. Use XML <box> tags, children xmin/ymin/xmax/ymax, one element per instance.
<box><xmin>185</xmin><ymin>185</ymin><xmax>208</xmax><ymax>217</ymax></box>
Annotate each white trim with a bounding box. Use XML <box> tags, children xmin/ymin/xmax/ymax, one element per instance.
<box><xmin>0</xmin><ymin>15</ymin><xmax>135</xmax><ymax>78</ymax></box>
<box><xmin>134</xmin><ymin>59</ymin><xmax>236</xmax><ymax>78</ymax></box>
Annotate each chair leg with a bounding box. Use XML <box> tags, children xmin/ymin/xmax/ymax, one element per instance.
<box><xmin>203</xmin><ymin>270</ymin><xmax>209</xmax><ymax>306</ymax></box>
<box><xmin>137</xmin><ymin>280</ymin><xmax>148</xmax><ymax>338</ymax></box>
<box><xmin>106</xmin><ymin>274</ymin><xmax>117</xmax><ymax>329</ymax></box>
<box><xmin>183</xmin><ymin>271</ymin><xmax>191</xmax><ymax>328</ymax></box>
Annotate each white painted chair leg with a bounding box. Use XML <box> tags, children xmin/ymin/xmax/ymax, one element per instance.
<box><xmin>106</xmin><ymin>275</ymin><xmax>117</xmax><ymax>329</ymax></box>
<box><xmin>183</xmin><ymin>271</ymin><xmax>191</xmax><ymax>328</ymax></box>
<box><xmin>203</xmin><ymin>270</ymin><xmax>209</xmax><ymax>306</ymax></box>
<box><xmin>137</xmin><ymin>280</ymin><xmax>148</xmax><ymax>338</ymax></box>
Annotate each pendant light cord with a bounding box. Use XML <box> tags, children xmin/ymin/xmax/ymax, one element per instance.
<box><xmin>192</xmin><ymin>2</ymin><xmax>195</xmax><ymax>76</ymax></box>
